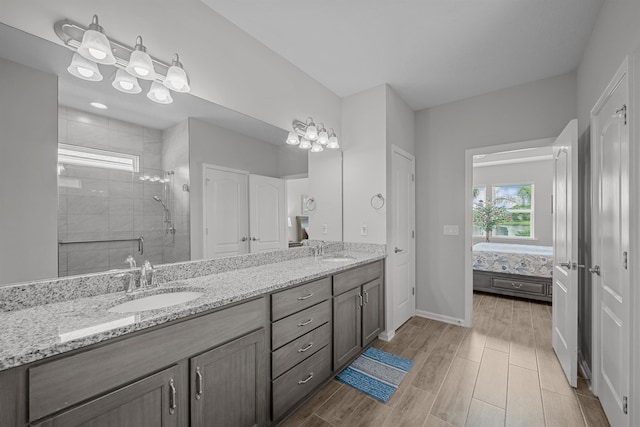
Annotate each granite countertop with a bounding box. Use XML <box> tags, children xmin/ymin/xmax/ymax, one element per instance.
<box><xmin>0</xmin><ymin>251</ymin><xmax>384</xmax><ymax>371</ymax></box>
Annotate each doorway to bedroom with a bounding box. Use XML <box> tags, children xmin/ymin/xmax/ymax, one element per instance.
<box><xmin>463</xmin><ymin>137</ymin><xmax>556</xmax><ymax>338</ymax></box>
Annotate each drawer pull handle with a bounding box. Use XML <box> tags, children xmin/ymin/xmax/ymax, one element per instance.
<box><xmin>364</xmin><ymin>290</ymin><xmax>369</xmax><ymax>304</ymax></box>
<box><xmin>298</xmin><ymin>318</ymin><xmax>313</xmax><ymax>327</ymax></box>
<box><xmin>298</xmin><ymin>293</ymin><xmax>314</xmax><ymax>301</ymax></box>
<box><xmin>169</xmin><ymin>379</ymin><xmax>177</xmax><ymax>415</ymax></box>
<box><xmin>195</xmin><ymin>367</ymin><xmax>203</xmax><ymax>400</ymax></box>
<box><xmin>298</xmin><ymin>372</ymin><xmax>314</xmax><ymax>384</ymax></box>
<box><xmin>511</xmin><ymin>282</ymin><xmax>523</xmax><ymax>288</ymax></box>
<box><xmin>298</xmin><ymin>342</ymin><xmax>314</xmax><ymax>353</ymax></box>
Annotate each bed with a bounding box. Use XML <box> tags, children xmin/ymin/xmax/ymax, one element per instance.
<box><xmin>472</xmin><ymin>242</ymin><xmax>553</xmax><ymax>302</ymax></box>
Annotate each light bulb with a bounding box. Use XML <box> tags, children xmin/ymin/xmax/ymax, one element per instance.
<box><xmin>299</xmin><ymin>137</ymin><xmax>312</xmax><ymax>149</ymax></box>
<box><xmin>67</xmin><ymin>52</ymin><xmax>102</xmax><ymax>82</ymax></box>
<box><xmin>77</xmin><ymin>15</ymin><xmax>116</xmax><ymax>65</ymax></box>
<box><xmin>112</xmin><ymin>69</ymin><xmax>141</xmax><ymax>94</ymax></box>
<box><xmin>126</xmin><ymin>36</ymin><xmax>157</xmax><ymax>81</ymax></box>
<box><xmin>147</xmin><ymin>81</ymin><xmax>173</xmax><ymax>104</ymax></box>
<box><xmin>286</xmin><ymin>131</ymin><xmax>300</xmax><ymax>145</ymax></box>
<box><xmin>163</xmin><ymin>54</ymin><xmax>191</xmax><ymax>93</ymax></box>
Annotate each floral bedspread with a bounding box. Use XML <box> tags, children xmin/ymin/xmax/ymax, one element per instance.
<box><xmin>472</xmin><ymin>243</ymin><xmax>553</xmax><ymax>278</ymax></box>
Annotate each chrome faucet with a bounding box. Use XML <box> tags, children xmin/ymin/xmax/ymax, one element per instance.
<box><xmin>125</xmin><ymin>255</ymin><xmax>137</xmax><ymax>269</ymax></box>
<box><xmin>140</xmin><ymin>260</ymin><xmax>157</xmax><ymax>289</ymax></box>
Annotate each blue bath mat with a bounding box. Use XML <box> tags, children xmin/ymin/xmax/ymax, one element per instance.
<box><xmin>336</xmin><ymin>347</ymin><xmax>414</xmax><ymax>403</ymax></box>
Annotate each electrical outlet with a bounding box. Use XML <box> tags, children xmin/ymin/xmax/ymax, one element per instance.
<box><xmin>360</xmin><ymin>224</ymin><xmax>368</xmax><ymax>236</ymax></box>
<box><xmin>321</xmin><ymin>224</ymin><xmax>328</xmax><ymax>234</ymax></box>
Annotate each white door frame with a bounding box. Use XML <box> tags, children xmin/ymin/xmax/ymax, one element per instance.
<box><xmin>590</xmin><ymin>55</ymin><xmax>636</xmax><ymax>426</ymax></box>
<box><xmin>385</xmin><ymin>145</ymin><xmax>416</xmax><ymax>338</ymax></box>
<box><xmin>202</xmin><ymin>164</ymin><xmax>249</xmax><ymax>257</ymax></box>
<box><xmin>464</xmin><ymin>138</ymin><xmax>554</xmax><ymax>326</ymax></box>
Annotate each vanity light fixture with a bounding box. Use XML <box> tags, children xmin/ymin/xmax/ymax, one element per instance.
<box><xmin>286</xmin><ymin>131</ymin><xmax>300</xmax><ymax>145</ymax></box>
<box><xmin>317</xmin><ymin>124</ymin><xmax>329</xmax><ymax>145</ymax></box>
<box><xmin>55</xmin><ymin>15</ymin><xmax>191</xmax><ymax>105</ymax></box>
<box><xmin>163</xmin><ymin>54</ymin><xmax>190</xmax><ymax>93</ymax></box>
<box><xmin>288</xmin><ymin>118</ymin><xmax>340</xmax><ymax>152</ymax></box>
<box><xmin>147</xmin><ymin>81</ymin><xmax>173</xmax><ymax>104</ymax></box>
<box><xmin>76</xmin><ymin>15</ymin><xmax>116</xmax><ymax>65</ymax></box>
<box><xmin>299</xmin><ymin>137</ymin><xmax>312</xmax><ymax>150</ymax></box>
<box><xmin>126</xmin><ymin>36</ymin><xmax>157</xmax><ymax>80</ymax></box>
<box><xmin>112</xmin><ymin>69</ymin><xmax>142</xmax><ymax>94</ymax></box>
<box><xmin>67</xmin><ymin>52</ymin><xmax>103</xmax><ymax>81</ymax></box>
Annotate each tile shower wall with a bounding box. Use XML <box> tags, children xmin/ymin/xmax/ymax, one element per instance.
<box><xmin>58</xmin><ymin>107</ymin><xmax>167</xmax><ymax>276</ymax></box>
<box><xmin>161</xmin><ymin>120</ymin><xmax>190</xmax><ymax>263</ymax></box>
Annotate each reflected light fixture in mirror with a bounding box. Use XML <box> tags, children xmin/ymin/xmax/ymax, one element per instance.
<box><xmin>290</xmin><ymin>117</ymin><xmax>340</xmax><ymax>151</ymax></box>
<box><xmin>55</xmin><ymin>15</ymin><xmax>191</xmax><ymax>105</ymax></box>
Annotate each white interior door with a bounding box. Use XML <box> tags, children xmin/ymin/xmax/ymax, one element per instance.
<box><xmin>203</xmin><ymin>166</ymin><xmax>249</xmax><ymax>258</ymax></box>
<box><xmin>249</xmin><ymin>174</ymin><xmax>286</xmax><ymax>253</ymax></box>
<box><xmin>391</xmin><ymin>146</ymin><xmax>416</xmax><ymax>330</ymax></box>
<box><xmin>552</xmin><ymin>119</ymin><xmax>579</xmax><ymax>387</ymax></box>
<box><xmin>592</xmin><ymin>65</ymin><xmax>630</xmax><ymax>427</ymax></box>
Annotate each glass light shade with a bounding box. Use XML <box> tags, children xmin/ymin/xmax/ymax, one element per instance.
<box><xmin>305</xmin><ymin>124</ymin><xmax>318</xmax><ymax>140</ymax></box>
<box><xmin>112</xmin><ymin>69</ymin><xmax>141</xmax><ymax>94</ymax></box>
<box><xmin>67</xmin><ymin>53</ymin><xmax>103</xmax><ymax>81</ymax></box>
<box><xmin>327</xmin><ymin>134</ymin><xmax>340</xmax><ymax>149</ymax></box>
<box><xmin>286</xmin><ymin>131</ymin><xmax>300</xmax><ymax>145</ymax></box>
<box><xmin>310</xmin><ymin>143</ymin><xmax>324</xmax><ymax>153</ymax></box>
<box><xmin>126</xmin><ymin>37</ymin><xmax>157</xmax><ymax>81</ymax></box>
<box><xmin>77</xmin><ymin>17</ymin><xmax>116</xmax><ymax>65</ymax></box>
<box><xmin>299</xmin><ymin>137</ymin><xmax>312</xmax><ymax>149</ymax></box>
<box><xmin>147</xmin><ymin>81</ymin><xmax>173</xmax><ymax>104</ymax></box>
<box><xmin>317</xmin><ymin>129</ymin><xmax>329</xmax><ymax>145</ymax></box>
<box><xmin>163</xmin><ymin>55</ymin><xmax>190</xmax><ymax>93</ymax></box>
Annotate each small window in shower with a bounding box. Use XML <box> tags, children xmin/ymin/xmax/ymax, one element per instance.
<box><xmin>58</xmin><ymin>144</ymin><xmax>140</xmax><ymax>173</ymax></box>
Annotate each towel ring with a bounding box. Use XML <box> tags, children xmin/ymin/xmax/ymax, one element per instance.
<box><xmin>305</xmin><ymin>197</ymin><xmax>316</xmax><ymax>211</ymax></box>
<box><xmin>370</xmin><ymin>193</ymin><xmax>385</xmax><ymax>210</ymax></box>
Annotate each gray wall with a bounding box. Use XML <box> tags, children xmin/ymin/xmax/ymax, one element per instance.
<box><xmin>0</xmin><ymin>58</ymin><xmax>58</xmax><ymax>285</ymax></box>
<box><xmin>415</xmin><ymin>72</ymin><xmax>577</xmax><ymax>320</ymax></box>
<box><xmin>473</xmin><ymin>159</ymin><xmax>554</xmax><ymax>246</ymax></box>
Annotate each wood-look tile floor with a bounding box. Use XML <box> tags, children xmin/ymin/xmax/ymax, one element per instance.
<box><xmin>281</xmin><ymin>292</ymin><xmax>610</xmax><ymax>427</ymax></box>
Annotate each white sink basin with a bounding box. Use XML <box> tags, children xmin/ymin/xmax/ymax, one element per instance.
<box><xmin>322</xmin><ymin>255</ymin><xmax>355</xmax><ymax>262</ymax></box>
<box><xmin>108</xmin><ymin>292</ymin><xmax>204</xmax><ymax>313</ymax></box>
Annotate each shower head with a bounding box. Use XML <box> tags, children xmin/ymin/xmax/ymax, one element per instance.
<box><xmin>153</xmin><ymin>196</ymin><xmax>161</xmax><ymax>202</ymax></box>
<box><xmin>152</xmin><ymin>196</ymin><xmax>169</xmax><ymax>211</ymax></box>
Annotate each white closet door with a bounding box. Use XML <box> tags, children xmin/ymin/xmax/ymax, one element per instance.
<box><xmin>249</xmin><ymin>175</ymin><xmax>286</xmax><ymax>253</ymax></box>
<box><xmin>203</xmin><ymin>166</ymin><xmax>249</xmax><ymax>259</ymax></box>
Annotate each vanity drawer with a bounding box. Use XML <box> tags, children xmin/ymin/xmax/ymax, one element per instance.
<box><xmin>272</xmin><ymin>322</ymin><xmax>331</xmax><ymax>379</ymax></box>
<box><xmin>272</xmin><ymin>300</ymin><xmax>331</xmax><ymax>350</ymax></box>
<box><xmin>272</xmin><ymin>344</ymin><xmax>331</xmax><ymax>420</ymax></box>
<box><xmin>492</xmin><ymin>278</ymin><xmax>546</xmax><ymax>296</ymax></box>
<box><xmin>271</xmin><ymin>277</ymin><xmax>331</xmax><ymax>321</ymax></box>
<box><xmin>333</xmin><ymin>261</ymin><xmax>382</xmax><ymax>296</ymax></box>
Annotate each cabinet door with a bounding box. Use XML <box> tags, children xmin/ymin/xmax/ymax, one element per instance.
<box><xmin>190</xmin><ymin>329</ymin><xmax>267</xmax><ymax>427</ymax></box>
<box><xmin>333</xmin><ymin>287</ymin><xmax>362</xmax><ymax>370</ymax></box>
<box><xmin>362</xmin><ymin>278</ymin><xmax>383</xmax><ymax>346</ymax></box>
<box><xmin>32</xmin><ymin>365</ymin><xmax>181</xmax><ymax>427</ymax></box>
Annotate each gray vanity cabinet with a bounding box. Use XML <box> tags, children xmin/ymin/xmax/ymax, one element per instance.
<box><xmin>190</xmin><ymin>329</ymin><xmax>266</xmax><ymax>427</ymax></box>
<box><xmin>332</xmin><ymin>261</ymin><xmax>384</xmax><ymax>371</ymax></box>
<box><xmin>333</xmin><ymin>287</ymin><xmax>363</xmax><ymax>369</ymax></box>
<box><xmin>31</xmin><ymin>365</ymin><xmax>182</xmax><ymax>427</ymax></box>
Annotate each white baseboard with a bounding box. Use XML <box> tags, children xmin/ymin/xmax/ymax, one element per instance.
<box><xmin>415</xmin><ymin>309</ymin><xmax>466</xmax><ymax>326</ymax></box>
<box><xmin>378</xmin><ymin>330</ymin><xmax>395</xmax><ymax>342</ymax></box>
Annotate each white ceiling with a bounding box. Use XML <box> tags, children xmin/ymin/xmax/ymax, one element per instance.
<box><xmin>202</xmin><ymin>0</ymin><xmax>602</xmax><ymax>110</ymax></box>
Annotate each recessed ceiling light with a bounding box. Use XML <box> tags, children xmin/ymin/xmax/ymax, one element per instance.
<box><xmin>90</xmin><ymin>102</ymin><xmax>108</xmax><ymax>110</ymax></box>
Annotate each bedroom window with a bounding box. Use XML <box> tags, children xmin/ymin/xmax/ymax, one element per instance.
<box><xmin>492</xmin><ymin>184</ymin><xmax>533</xmax><ymax>238</ymax></box>
<box><xmin>472</xmin><ymin>186</ymin><xmax>486</xmax><ymax>236</ymax></box>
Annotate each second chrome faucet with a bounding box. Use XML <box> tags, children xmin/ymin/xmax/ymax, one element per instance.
<box><xmin>122</xmin><ymin>256</ymin><xmax>157</xmax><ymax>293</ymax></box>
